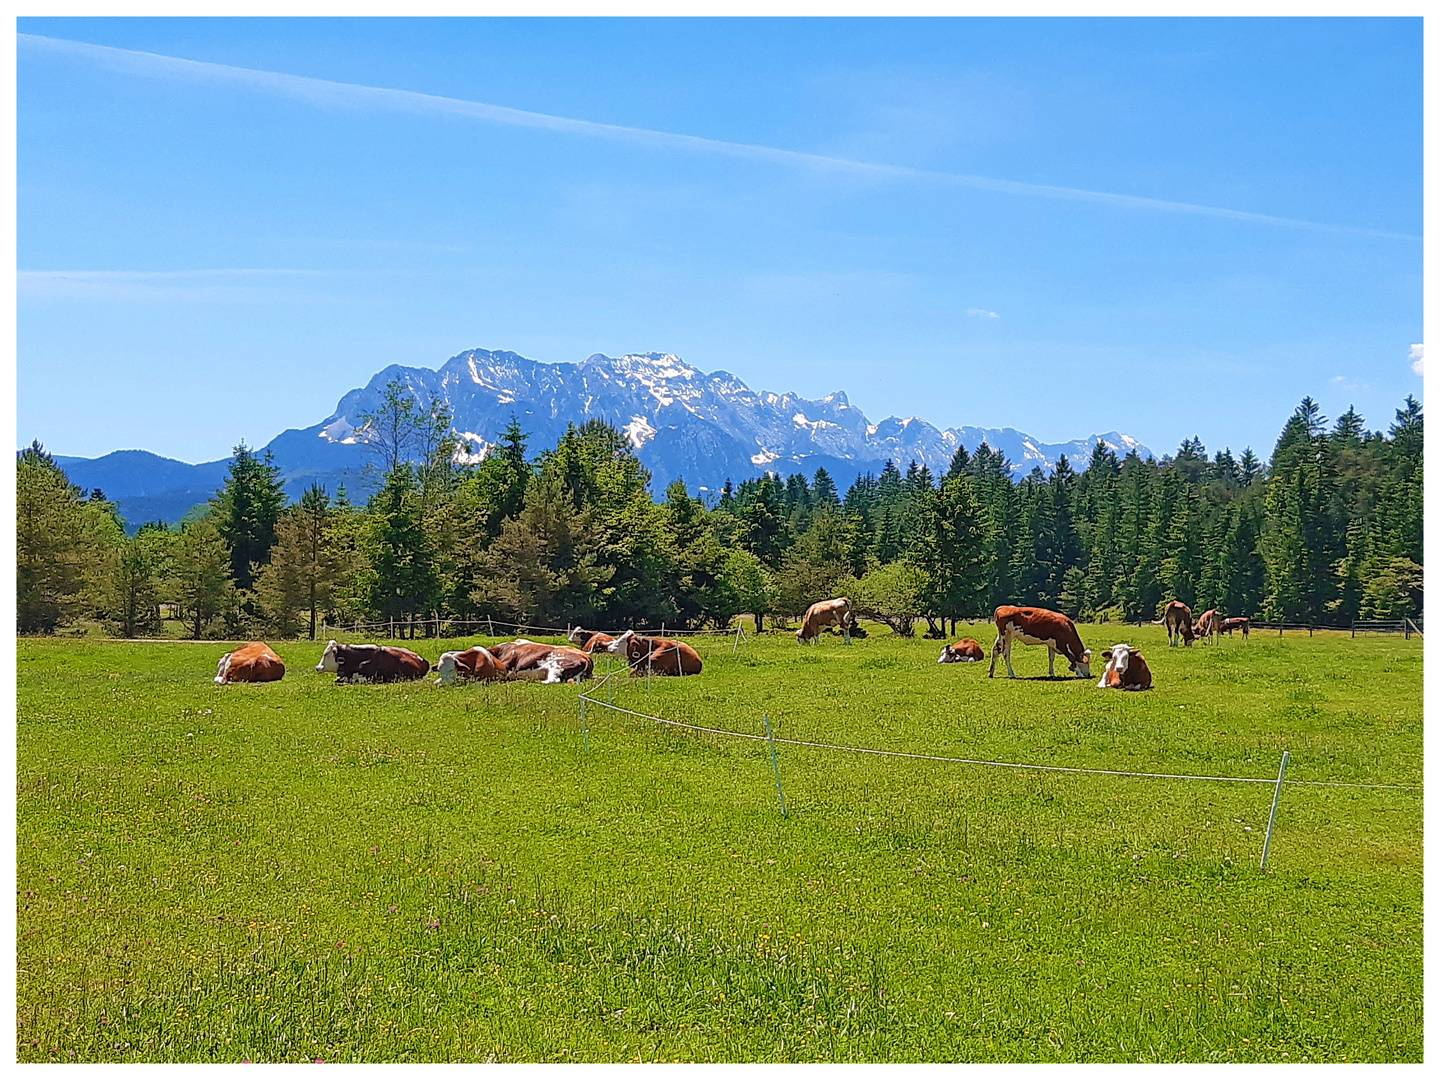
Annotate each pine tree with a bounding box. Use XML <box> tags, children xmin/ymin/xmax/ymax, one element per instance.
<box><xmin>109</xmin><ymin>525</ymin><xmax>171</xmax><ymax>638</ymax></box>
<box><xmin>213</xmin><ymin>442</ymin><xmax>286</xmax><ymax>591</ymax></box>
<box><xmin>171</xmin><ymin>517</ymin><xmax>233</xmax><ymax>639</ymax></box>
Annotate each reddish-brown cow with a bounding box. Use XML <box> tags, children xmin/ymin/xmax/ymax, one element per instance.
<box><xmin>796</xmin><ymin>598</ymin><xmax>854</xmax><ymax>645</ymax></box>
<box><xmin>1194</xmin><ymin>609</ymin><xmax>1221</xmax><ymax>644</ymax></box>
<box><xmin>435</xmin><ymin>645</ymin><xmax>504</xmax><ymax>684</ymax></box>
<box><xmin>315</xmin><ymin>641</ymin><xmax>430</xmax><ymax>683</ymax></box>
<box><xmin>214</xmin><ymin>641</ymin><xmax>285</xmax><ymax>684</ymax></box>
<box><xmin>606</xmin><ymin>630</ymin><xmax>704</xmax><ymax>676</ymax></box>
<box><xmin>1157</xmin><ymin>600</ymin><xmax>1196</xmax><ymax>647</ymax></box>
<box><xmin>491</xmin><ymin>640</ymin><xmax>593</xmax><ymax>683</ymax></box>
<box><xmin>1219</xmin><ymin>616</ymin><xmax>1250</xmax><ymax>639</ymax></box>
<box><xmin>988</xmin><ymin>606</ymin><xmax>1092</xmax><ymax>680</ymax></box>
<box><xmin>568</xmin><ymin>627</ymin><xmax>618</xmax><ymax>653</ymax></box>
<box><xmin>1096</xmin><ymin>643</ymin><xmax>1153</xmax><ymax>690</ymax></box>
<box><xmin>937</xmin><ymin>638</ymin><xmax>985</xmax><ymax>664</ymax></box>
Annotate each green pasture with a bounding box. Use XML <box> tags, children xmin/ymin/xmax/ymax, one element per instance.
<box><xmin>16</xmin><ymin>623</ymin><xmax>1422</xmax><ymax>1062</ymax></box>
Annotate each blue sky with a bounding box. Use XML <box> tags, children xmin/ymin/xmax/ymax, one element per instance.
<box><xmin>17</xmin><ymin>16</ymin><xmax>1423</xmax><ymax>465</ymax></box>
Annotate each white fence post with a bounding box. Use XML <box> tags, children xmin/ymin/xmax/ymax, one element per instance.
<box><xmin>1260</xmin><ymin>750</ymin><xmax>1290</xmax><ymax>871</ymax></box>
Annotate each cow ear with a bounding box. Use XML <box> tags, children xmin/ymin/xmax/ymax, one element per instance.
<box><xmin>1102</xmin><ymin>649</ymin><xmax>1113</xmax><ymax>659</ymax></box>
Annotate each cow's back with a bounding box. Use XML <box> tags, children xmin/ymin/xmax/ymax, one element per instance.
<box><xmin>220</xmin><ymin>641</ymin><xmax>285</xmax><ymax>683</ymax></box>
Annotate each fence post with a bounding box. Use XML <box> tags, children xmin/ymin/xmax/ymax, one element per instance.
<box><xmin>1352</xmin><ymin>617</ymin><xmax>1356</xmax><ymax>639</ymax></box>
<box><xmin>579</xmin><ymin>687</ymin><xmax>589</xmax><ymax>754</ymax></box>
<box><xmin>733</xmin><ymin>623</ymin><xmax>742</xmax><ymax>655</ymax></box>
<box><xmin>1260</xmin><ymin>750</ymin><xmax>1290</xmax><ymax>871</ymax></box>
<box><xmin>763</xmin><ymin>713</ymin><xmax>787</xmax><ymax>817</ymax></box>
<box><xmin>1308</xmin><ymin>624</ymin><xmax>1313</xmax><ymax>637</ymax></box>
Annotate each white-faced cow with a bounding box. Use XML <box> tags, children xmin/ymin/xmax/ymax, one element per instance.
<box><xmin>1219</xmin><ymin>616</ymin><xmax>1250</xmax><ymax>639</ymax></box>
<box><xmin>988</xmin><ymin>606</ymin><xmax>1092</xmax><ymax>680</ymax></box>
<box><xmin>214</xmin><ymin>641</ymin><xmax>285</xmax><ymax>684</ymax></box>
<box><xmin>1157</xmin><ymin>600</ymin><xmax>1196</xmax><ymax>647</ymax></box>
<box><xmin>567</xmin><ymin>627</ymin><xmax>618</xmax><ymax>653</ymax></box>
<box><xmin>490</xmin><ymin>640</ymin><xmax>593</xmax><ymax>683</ymax></box>
<box><xmin>315</xmin><ymin>641</ymin><xmax>431</xmax><ymax>683</ymax></box>
<box><xmin>797</xmin><ymin>598</ymin><xmax>855</xmax><ymax>645</ymax></box>
<box><xmin>1096</xmin><ymin>643</ymin><xmax>1153</xmax><ymax>690</ymax></box>
<box><xmin>1194</xmin><ymin>609</ymin><xmax>1221</xmax><ymax>644</ymax></box>
<box><xmin>435</xmin><ymin>645</ymin><xmax>504</xmax><ymax>684</ymax></box>
<box><xmin>938</xmin><ymin>638</ymin><xmax>985</xmax><ymax>664</ymax></box>
<box><xmin>606</xmin><ymin>630</ymin><xmax>703</xmax><ymax>676</ymax></box>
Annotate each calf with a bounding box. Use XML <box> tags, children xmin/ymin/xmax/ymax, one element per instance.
<box><xmin>607</xmin><ymin>630</ymin><xmax>703</xmax><ymax>676</ymax></box>
<box><xmin>796</xmin><ymin>598</ymin><xmax>854</xmax><ymax>645</ymax></box>
<box><xmin>568</xmin><ymin>627</ymin><xmax>618</xmax><ymax>653</ymax></box>
<box><xmin>435</xmin><ymin>645</ymin><xmax>504</xmax><ymax>684</ymax></box>
<box><xmin>214</xmin><ymin>641</ymin><xmax>285</xmax><ymax>684</ymax></box>
<box><xmin>938</xmin><ymin>638</ymin><xmax>985</xmax><ymax>663</ymax></box>
<box><xmin>988</xmin><ymin>606</ymin><xmax>1092</xmax><ymax>680</ymax></box>
<box><xmin>315</xmin><ymin>641</ymin><xmax>431</xmax><ymax>683</ymax></box>
<box><xmin>1219</xmin><ymin>616</ymin><xmax>1250</xmax><ymax>639</ymax></box>
<box><xmin>1096</xmin><ymin>643</ymin><xmax>1153</xmax><ymax>690</ymax></box>
<box><xmin>1157</xmin><ymin>600</ymin><xmax>1196</xmax><ymax>647</ymax></box>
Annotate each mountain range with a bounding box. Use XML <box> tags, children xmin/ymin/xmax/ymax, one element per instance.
<box><xmin>52</xmin><ymin>347</ymin><xmax>1153</xmax><ymax>529</ymax></box>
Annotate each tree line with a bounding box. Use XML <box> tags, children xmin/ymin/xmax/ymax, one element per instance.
<box><xmin>16</xmin><ymin>383</ymin><xmax>1423</xmax><ymax>639</ymax></box>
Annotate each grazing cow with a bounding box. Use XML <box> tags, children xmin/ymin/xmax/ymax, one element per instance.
<box><xmin>988</xmin><ymin>606</ymin><xmax>1092</xmax><ymax>680</ymax></box>
<box><xmin>1219</xmin><ymin>616</ymin><xmax>1250</xmax><ymax>639</ymax></box>
<box><xmin>1096</xmin><ymin>643</ymin><xmax>1153</xmax><ymax>691</ymax></box>
<box><xmin>214</xmin><ymin>641</ymin><xmax>285</xmax><ymax>684</ymax></box>
<box><xmin>938</xmin><ymin>638</ymin><xmax>985</xmax><ymax>664</ymax></box>
<box><xmin>1194</xmin><ymin>609</ymin><xmax>1221</xmax><ymax>644</ymax></box>
<box><xmin>607</xmin><ymin>630</ymin><xmax>704</xmax><ymax>676</ymax></box>
<box><xmin>1157</xmin><ymin>600</ymin><xmax>1196</xmax><ymax>647</ymax></box>
<box><xmin>797</xmin><ymin>597</ymin><xmax>855</xmax><ymax>645</ymax></box>
<box><xmin>567</xmin><ymin>627</ymin><xmax>618</xmax><ymax>653</ymax></box>
<box><xmin>435</xmin><ymin>645</ymin><xmax>504</xmax><ymax>684</ymax></box>
<box><xmin>490</xmin><ymin>640</ymin><xmax>593</xmax><ymax>683</ymax></box>
<box><xmin>315</xmin><ymin>641</ymin><xmax>431</xmax><ymax>683</ymax></box>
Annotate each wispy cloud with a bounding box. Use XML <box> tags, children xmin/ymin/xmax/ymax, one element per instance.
<box><xmin>1410</xmin><ymin>342</ymin><xmax>1424</xmax><ymax>377</ymax></box>
<box><xmin>966</xmin><ymin>307</ymin><xmax>1000</xmax><ymax>319</ymax></box>
<box><xmin>19</xmin><ymin>33</ymin><xmax>1418</xmax><ymax>242</ymax></box>
<box><xmin>19</xmin><ymin>268</ymin><xmax>327</xmax><ymax>302</ymax></box>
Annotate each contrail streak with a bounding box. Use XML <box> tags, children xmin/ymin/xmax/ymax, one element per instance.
<box><xmin>19</xmin><ymin>32</ymin><xmax>1417</xmax><ymax>241</ymax></box>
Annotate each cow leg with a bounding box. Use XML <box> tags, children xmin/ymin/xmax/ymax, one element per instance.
<box><xmin>1047</xmin><ymin>645</ymin><xmax>1057</xmax><ymax>678</ymax></box>
<box><xmin>988</xmin><ymin>637</ymin><xmax>1000</xmax><ymax>678</ymax></box>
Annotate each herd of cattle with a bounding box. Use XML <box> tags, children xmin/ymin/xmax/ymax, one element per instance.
<box><xmin>212</xmin><ymin>598</ymin><xmax>1248</xmax><ymax>693</ymax></box>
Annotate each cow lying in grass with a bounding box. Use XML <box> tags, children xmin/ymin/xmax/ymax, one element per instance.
<box><xmin>489</xmin><ymin>640</ymin><xmax>593</xmax><ymax>683</ymax></box>
<box><xmin>606</xmin><ymin>630</ymin><xmax>703</xmax><ymax>676</ymax></box>
<box><xmin>315</xmin><ymin>641</ymin><xmax>430</xmax><ymax>683</ymax></box>
<box><xmin>567</xmin><ymin>627</ymin><xmax>618</xmax><ymax>653</ymax></box>
<box><xmin>937</xmin><ymin>638</ymin><xmax>984</xmax><ymax>663</ymax></box>
<box><xmin>214</xmin><ymin>641</ymin><xmax>285</xmax><ymax>684</ymax></box>
<box><xmin>435</xmin><ymin>645</ymin><xmax>504</xmax><ymax>684</ymax></box>
<box><xmin>1096</xmin><ymin>643</ymin><xmax>1152</xmax><ymax>690</ymax></box>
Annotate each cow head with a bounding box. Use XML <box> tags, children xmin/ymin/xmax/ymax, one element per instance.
<box><xmin>214</xmin><ymin>651</ymin><xmax>233</xmax><ymax>684</ymax></box>
<box><xmin>567</xmin><ymin>627</ymin><xmax>588</xmax><ymax>646</ymax></box>
<box><xmin>604</xmin><ymin>630</ymin><xmax>636</xmax><ymax>656</ymax></box>
<box><xmin>316</xmin><ymin>640</ymin><xmax>340</xmax><ymax>674</ymax></box>
<box><xmin>1072</xmin><ymin>648</ymin><xmax>1093</xmax><ymax>679</ymax></box>
<box><xmin>436</xmin><ymin>651</ymin><xmax>459</xmax><ymax>684</ymax></box>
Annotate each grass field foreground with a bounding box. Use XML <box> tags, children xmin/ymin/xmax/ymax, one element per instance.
<box><xmin>15</xmin><ymin>623</ymin><xmax>1422</xmax><ymax>1062</ymax></box>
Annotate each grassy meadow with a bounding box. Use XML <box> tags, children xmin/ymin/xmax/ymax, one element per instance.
<box><xmin>15</xmin><ymin>622</ymin><xmax>1422</xmax><ymax>1062</ymax></box>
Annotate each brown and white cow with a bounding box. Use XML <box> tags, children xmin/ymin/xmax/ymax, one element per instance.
<box><xmin>938</xmin><ymin>638</ymin><xmax>985</xmax><ymax>664</ymax></box>
<box><xmin>1219</xmin><ymin>616</ymin><xmax>1250</xmax><ymax>639</ymax></box>
<box><xmin>567</xmin><ymin>627</ymin><xmax>618</xmax><ymax>653</ymax></box>
<box><xmin>796</xmin><ymin>597</ymin><xmax>854</xmax><ymax>645</ymax></box>
<box><xmin>1157</xmin><ymin>600</ymin><xmax>1196</xmax><ymax>647</ymax></box>
<box><xmin>214</xmin><ymin>641</ymin><xmax>285</xmax><ymax>684</ymax></box>
<box><xmin>435</xmin><ymin>645</ymin><xmax>504</xmax><ymax>684</ymax></box>
<box><xmin>988</xmin><ymin>606</ymin><xmax>1092</xmax><ymax>680</ymax></box>
<box><xmin>1096</xmin><ymin>643</ymin><xmax>1153</xmax><ymax>691</ymax></box>
<box><xmin>1194</xmin><ymin>609</ymin><xmax>1221</xmax><ymax>644</ymax></box>
<box><xmin>490</xmin><ymin>640</ymin><xmax>593</xmax><ymax>683</ymax></box>
<box><xmin>315</xmin><ymin>641</ymin><xmax>431</xmax><ymax>683</ymax></box>
<box><xmin>606</xmin><ymin>630</ymin><xmax>703</xmax><ymax>676</ymax></box>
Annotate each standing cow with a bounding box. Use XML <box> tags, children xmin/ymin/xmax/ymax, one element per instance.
<box><xmin>606</xmin><ymin>630</ymin><xmax>703</xmax><ymax>676</ymax></box>
<box><xmin>214</xmin><ymin>641</ymin><xmax>285</xmax><ymax>684</ymax></box>
<box><xmin>1096</xmin><ymin>643</ymin><xmax>1153</xmax><ymax>690</ymax></box>
<box><xmin>938</xmin><ymin>638</ymin><xmax>985</xmax><ymax>663</ymax></box>
<box><xmin>1219</xmin><ymin>616</ymin><xmax>1250</xmax><ymax>639</ymax></box>
<box><xmin>315</xmin><ymin>641</ymin><xmax>431</xmax><ymax>683</ymax></box>
<box><xmin>796</xmin><ymin>598</ymin><xmax>855</xmax><ymax>645</ymax></box>
<box><xmin>1194</xmin><ymin>609</ymin><xmax>1221</xmax><ymax>644</ymax></box>
<box><xmin>1157</xmin><ymin>600</ymin><xmax>1196</xmax><ymax>647</ymax></box>
<box><xmin>988</xmin><ymin>606</ymin><xmax>1092</xmax><ymax>680</ymax></box>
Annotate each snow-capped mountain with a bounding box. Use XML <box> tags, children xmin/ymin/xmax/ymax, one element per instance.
<box><xmin>301</xmin><ymin>348</ymin><xmax>1151</xmax><ymax>494</ymax></box>
<box><xmin>53</xmin><ymin>347</ymin><xmax>1153</xmax><ymax>527</ymax></box>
